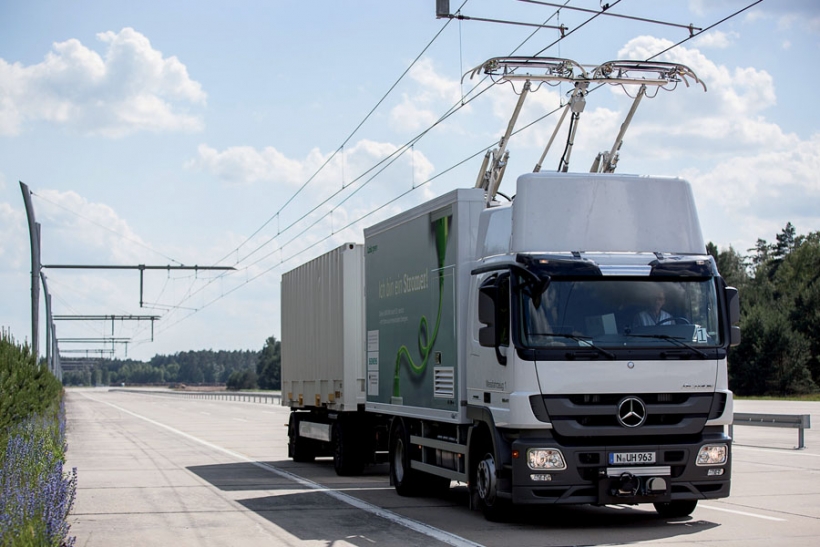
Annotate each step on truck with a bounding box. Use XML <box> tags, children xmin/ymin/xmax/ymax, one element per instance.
<box><xmin>282</xmin><ymin>57</ymin><xmax>740</xmax><ymax>519</ymax></box>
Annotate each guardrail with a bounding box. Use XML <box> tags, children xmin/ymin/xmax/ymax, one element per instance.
<box><xmin>731</xmin><ymin>412</ymin><xmax>812</xmax><ymax>449</ymax></box>
<box><xmin>110</xmin><ymin>388</ymin><xmax>282</xmax><ymax>405</ymax></box>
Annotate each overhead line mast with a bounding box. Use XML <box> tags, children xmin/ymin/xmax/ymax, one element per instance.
<box><xmin>42</xmin><ymin>264</ymin><xmax>235</xmax><ymax>308</ymax></box>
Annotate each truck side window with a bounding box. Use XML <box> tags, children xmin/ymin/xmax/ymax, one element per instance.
<box><xmin>477</xmin><ymin>272</ymin><xmax>510</xmax><ymax>348</ymax></box>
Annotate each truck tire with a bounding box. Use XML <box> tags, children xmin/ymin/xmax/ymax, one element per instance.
<box><xmin>390</xmin><ymin>419</ymin><xmax>420</xmax><ymax>496</ymax></box>
<box><xmin>291</xmin><ymin>435</ymin><xmax>316</xmax><ymax>463</ymax></box>
<box><xmin>332</xmin><ymin>422</ymin><xmax>365</xmax><ymax>476</ymax></box>
<box><xmin>469</xmin><ymin>428</ymin><xmax>509</xmax><ymax>521</ymax></box>
<box><xmin>653</xmin><ymin>500</ymin><xmax>698</xmax><ymax>518</ymax></box>
<box><xmin>289</xmin><ymin>414</ymin><xmax>316</xmax><ymax>463</ymax></box>
<box><xmin>474</xmin><ymin>449</ymin><xmax>508</xmax><ymax>521</ymax></box>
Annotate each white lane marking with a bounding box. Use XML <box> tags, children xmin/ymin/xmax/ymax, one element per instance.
<box><xmin>699</xmin><ymin>504</ymin><xmax>786</xmax><ymax>522</ymax></box>
<box><xmin>80</xmin><ymin>392</ymin><xmax>484</xmax><ymax>547</ymax></box>
<box><xmin>200</xmin><ymin>412</ymin><xmax>211</xmax><ymax>416</ymax></box>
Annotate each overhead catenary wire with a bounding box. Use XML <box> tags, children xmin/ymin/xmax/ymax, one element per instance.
<box><xmin>646</xmin><ymin>0</ymin><xmax>764</xmax><ymax>61</ymax></box>
<box><xmin>211</xmin><ymin>1</ymin><xmax>471</xmax><ymax>268</ymax></box>
<box><xmin>533</xmin><ymin>0</ymin><xmax>624</xmax><ymax>56</ymax></box>
<box><xmin>162</xmin><ymin>2</ymin><xmax>573</xmax><ymax>315</ymax></box>
<box><xmin>149</xmin><ymin>1</ymin><xmax>761</xmax><ymax>343</ymax></box>
<box><xmin>31</xmin><ymin>191</ymin><xmax>185</xmax><ymax>266</ymax></box>
<box><xmin>156</xmin><ymin>98</ymin><xmax>569</xmax><ymax>336</ymax></box>
<box><xmin>520</xmin><ymin>0</ymin><xmax>703</xmax><ymax>34</ymax></box>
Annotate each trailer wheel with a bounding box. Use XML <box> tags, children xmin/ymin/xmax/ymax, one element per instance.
<box><xmin>289</xmin><ymin>414</ymin><xmax>315</xmax><ymax>463</ymax></box>
<box><xmin>291</xmin><ymin>435</ymin><xmax>315</xmax><ymax>462</ymax></box>
<box><xmin>390</xmin><ymin>419</ymin><xmax>420</xmax><ymax>496</ymax></box>
<box><xmin>332</xmin><ymin>422</ymin><xmax>364</xmax><ymax>476</ymax></box>
<box><xmin>653</xmin><ymin>500</ymin><xmax>698</xmax><ymax>518</ymax></box>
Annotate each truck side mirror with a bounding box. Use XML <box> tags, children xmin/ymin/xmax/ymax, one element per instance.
<box><xmin>725</xmin><ymin>286</ymin><xmax>741</xmax><ymax>347</ymax></box>
<box><xmin>726</xmin><ymin>287</ymin><xmax>740</xmax><ymax>324</ymax></box>
<box><xmin>730</xmin><ymin>326</ymin><xmax>741</xmax><ymax>347</ymax></box>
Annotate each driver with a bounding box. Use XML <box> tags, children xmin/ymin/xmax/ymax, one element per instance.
<box><xmin>633</xmin><ymin>285</ymin><xmax>674</xmax><ymax>326</ymax></box>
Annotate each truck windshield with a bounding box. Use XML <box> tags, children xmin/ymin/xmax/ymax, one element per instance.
<box><xmin>517</xmin><ymin>278</ymin><xmax>721</xmax><ymax>350</ymax></box>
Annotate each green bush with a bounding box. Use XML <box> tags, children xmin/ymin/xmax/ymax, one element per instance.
<box><xmin>0</xmin><ymin>332</ymin><xmax>62</xmax><ymax>445</ymax></box>
<box><xmin>0</xmin><ymin>331</ymin><xmax>75</xmax><ymax>547</ymax></box>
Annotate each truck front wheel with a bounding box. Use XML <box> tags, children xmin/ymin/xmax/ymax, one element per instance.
<box><xmin>475</xmin><ymin>450</ymin><xmax>508</xmax><ymax>520</ymax></box>
<box><xmin>469</xmin><ymin>432</ymin><xmax>509</xmax><ymax>521</ymax></box>
<box><xmin>654</xmin><ymin>500</ymin><xmax>698</xmax><ymax>518</ymax></box>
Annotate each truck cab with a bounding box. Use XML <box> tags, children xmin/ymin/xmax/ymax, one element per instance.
<box><xmin>467</xmin><ymin>172</ymin><xmax>738</xmax><ymax>518</ymax></box>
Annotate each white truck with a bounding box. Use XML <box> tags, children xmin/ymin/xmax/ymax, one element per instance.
<box><xmin>282</xmin><ymin>57</ymin><xmax>739</xmax><ymax>519</ymax></box>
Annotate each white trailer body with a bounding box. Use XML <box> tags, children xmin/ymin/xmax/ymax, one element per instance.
<box><xmin>281</xmin><ymin>243</ymin><xmax>373</xmax><ymax>474</ymax></box>
<box><xmin>282</xmin><ymin>243</ymin><xmax>364</xmax><ymax>412</ymax></box>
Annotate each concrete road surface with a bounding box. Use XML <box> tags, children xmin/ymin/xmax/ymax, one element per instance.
<box><xmin>65</xmin><ymin>389</ymin><xmax>820</xmax><ymax>546</ymax></box>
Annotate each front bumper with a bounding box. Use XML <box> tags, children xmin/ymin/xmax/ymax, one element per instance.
<box><xmin>507</xmin><ymin>432</ymin><xmax>731</xmax><ymax>506</ymax></box>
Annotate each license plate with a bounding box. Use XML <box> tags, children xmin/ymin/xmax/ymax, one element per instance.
<box><xmin>608</xmin><ymin>451</ymin><xmax>656</xmax><ymax>465</ymax></box>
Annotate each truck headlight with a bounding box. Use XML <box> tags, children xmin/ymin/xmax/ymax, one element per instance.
<box><xmin>696</xmin><ymin>444</ymin><xmax>728</xmax><ymax>466</ymax></box>
<box><xmin>527</xmin><ymin>448</ymin><xmax>566</xmax><ymax>470</ymax></box>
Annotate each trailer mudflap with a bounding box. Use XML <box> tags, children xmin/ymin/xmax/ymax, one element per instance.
<box><xmin>596</xmin><ymin>466</ymin><xmax>672</xmax><ymax>505</ymax></box>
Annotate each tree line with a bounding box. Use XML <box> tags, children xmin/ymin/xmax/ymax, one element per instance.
<box><xmin>62</xmin><ymin>336</ymin><xmax>281</xmax><ymax>391</ymax></box>
<box><xmin>710</xmin><ymin>222</ymin><xmax>820</xmax><ymax>396</ymax></box>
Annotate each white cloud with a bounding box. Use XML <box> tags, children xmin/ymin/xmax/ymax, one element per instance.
<box><xmin>685</xmin><ymin>133</ymin><xmax>820</xmax><ymax>251</ymax></box>
<box><xmin>34</xmin><ymin>189</ymin><xmax>149</xmax><ymax>264</ymax></box>
<box><xmin>0</xmin><ymin>28</ymin><xmax>205</xmax><ymax>137</ymax></box>
<box><xmin>547</xmin><ymin>35</ymin><xmax>820</xmax><ymax>251</ymax></box>
<box><xmin>390</xmin><ymin>94</ymin><xmax>438</xmax><ymax>132</ymax></box>
<box><xmin>612</xmin><ymin>36</ymin><xmax>782</xmax><ymax>158</ymax></box>
<box><xmin>188</xmin><ymin>139</ymin><xmax>434</xmax><ymax>191</ymax></box>
<box><xmin>688</xmin><ymin>133</ymin><xmax>820</xmax><ymax>213</ymax></box>
<box><xmin>184</xmin><ymin>138</ymin><xmax>437</xmax><ymax>273</ymax></box>
<box><xmin>188</xmin><ymin>143</ymin><xmax>308</xmax><ymax>186</ymax></box>
<box><xmin>741</xmin><ymin>2</ymin><xmax>820</xmax><ymax>33</ymax></box>
<box><xmin>389</xmin><ymin>57</ymin><xmax>465</xmax><ymax>133</ymax></box>
<box><xmin>0</xmin><ymin>201</ymin><xmax>26</xmax><ymax>269</ymax></box>
<box><xmin>694</xmin><ymin>30</ymin><xmax>739</xmax><ymax>49</ymax></box>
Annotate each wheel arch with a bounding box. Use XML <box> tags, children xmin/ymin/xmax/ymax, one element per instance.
<box><xmin>466</xmin><ymin>406</ymin><xmax>512</xmax><ymax>485</ymax></box>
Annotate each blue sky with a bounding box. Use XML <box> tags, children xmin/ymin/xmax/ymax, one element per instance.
<box><xmin>1</xmin><ymin>0</ymin><xmax>819</xmax><ymax>361</ymax></box>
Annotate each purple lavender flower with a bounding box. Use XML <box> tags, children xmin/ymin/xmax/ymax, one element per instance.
<box><xmin>1</xmin><ymin>403</ymin><xmax>77</xmax><ymax>547</ymax></box>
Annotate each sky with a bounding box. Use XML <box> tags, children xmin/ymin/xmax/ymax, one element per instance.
<box><xmin>1</xmin><ymin>0</ymin><xmax>819</xmax><ymax>362</ymax></box>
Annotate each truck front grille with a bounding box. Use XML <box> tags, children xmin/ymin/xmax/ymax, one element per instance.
<box><xmin>530</xmin><ymin>393</ymin><xmax>718</xmax><ymax>438</ymax></box>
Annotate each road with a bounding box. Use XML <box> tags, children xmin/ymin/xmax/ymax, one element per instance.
<box><xmin>65</xmin><ymin>389</ymin><xmax>820</xmax><ymax>546</ymax></box>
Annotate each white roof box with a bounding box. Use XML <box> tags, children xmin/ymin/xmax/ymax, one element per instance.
<box><xmin>512</xmin><ymin>172</ymin><xmax>705</xmax><ymax>255</ymax></box>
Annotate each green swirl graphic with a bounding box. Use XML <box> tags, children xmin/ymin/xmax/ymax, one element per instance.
<box><xmin>392</xmin><ymin>216</ymin><xmax>449</xmax><ymax>399</ymax></box>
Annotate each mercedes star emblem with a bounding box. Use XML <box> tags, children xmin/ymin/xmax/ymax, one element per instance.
<box><xmin>617</xmin><ymin>397</ymin><xmax>647</xmax><ymax>428</ymax></box>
